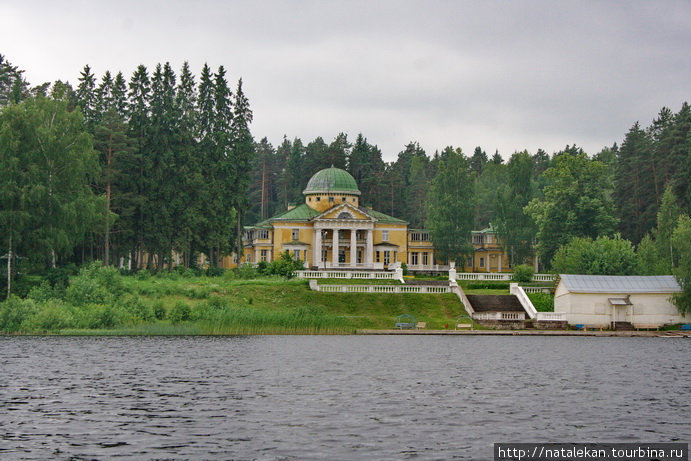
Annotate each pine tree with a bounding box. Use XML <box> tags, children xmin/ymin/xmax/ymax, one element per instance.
<box><xmin>126</xmin><ymin>64</ymin><xmax>150</xmax><ymax>268</ymax></box>
<box><xmin>76</xmin><ymin>65</ymin><xmax>97</xmax><ymax>131</ymax></box>
<box><xmin>427</xmin><ymin>147</ymin><xmax>475</xmax><ymax>263</ymax></box>
<box><xmin>230</xmin><ymin>78</ymin><xmax>255</xmax><ymax>255</ymax></box>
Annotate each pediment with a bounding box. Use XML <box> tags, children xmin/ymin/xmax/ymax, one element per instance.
<box><xmin>313</xmin><ymin>202</ymin><xmax>376</xmax><ymax>222</ymax></box>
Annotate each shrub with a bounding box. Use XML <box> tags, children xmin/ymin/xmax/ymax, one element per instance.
<box><xmin>116</xmin><ymin>294</ymin><xmax>154</xmax><ymax>322</ymax></box>
<box><xmin>24</xmin><ymin>299</ymin><xmax>75</xmax><ymax>332</ymax></box>
<box><xmin>169</xmin><ymin>301</ymin><xmax>191</xmax><ymax>324</ymax></box>
<box><xmin>66</xmin><ymin>262</ymin><xmax>126</xmax><ymax>306</ymax></box>
<box><xmin>465</xmin><ymin>282</ymin><xmax>510</xmax><ymax>290</ymax></box>
<box><xmin>152</xmin><ymin>301</ymin><xmax>167</xmax><ymax>320</ymax></box>
<box><xmin>512</xmin><ymin>264</ymin><xmax>535</xmax><ymax>283</ymax></box>
<box><xmin>227</xmin><ymin>264</ymin><xmax>259</xmax><ymax>280</ymax></box>
<box><xmin>134</xmin><ymin>269</ymin><xmax>151</xmax><ymax>280</ymax></box>
<box><xmin>206</xmin><ymin>265</ymin><xmax>225</xmax><ymax>277</ymax></box>
<box><xmin>27</xmin><ymin>281</ymin><xmax>63</xmax><ymax>303</ymax></box>
<box><xmin>527</xmin><ymin>292</ymin><xmax>554</xmax><ymax>312</ymax></box>
<box><xmin>0</xmin><ymin>296</ymin><xmax>38</xmax><ymax>332</ymax></box>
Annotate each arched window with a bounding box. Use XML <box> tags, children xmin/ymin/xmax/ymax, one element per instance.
<box><xmin>337</xmin><ymin>212</ymin><xmax>352</xmax><ymax>219</ymax></box>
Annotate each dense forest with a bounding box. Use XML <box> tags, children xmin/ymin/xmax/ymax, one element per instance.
<box><xmin>1</xmin><ymin>53</ymin><xmax>690</xmax><ymax>311</ymax></box>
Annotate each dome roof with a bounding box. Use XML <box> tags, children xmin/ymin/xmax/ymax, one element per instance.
<box><xmin>303</xmin><ymin>167</ymin><xmax>360</xmax><ymax>195</ymax></box>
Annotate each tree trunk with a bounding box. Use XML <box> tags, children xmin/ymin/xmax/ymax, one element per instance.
<box><xmin>6</xmin><ymin>234</ymin><xmax>12</xmax><ymax>298</ymax></box>
<box><xmin>105</xmin><ymin>139</ymin><xmax>112</xmax><ymax>266</ymax></box>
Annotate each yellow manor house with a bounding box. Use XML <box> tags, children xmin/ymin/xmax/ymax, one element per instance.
<box><xmin>239</xmin><ymin>167</ymin><xmax>530</xmax><ymax>273</ymax></box>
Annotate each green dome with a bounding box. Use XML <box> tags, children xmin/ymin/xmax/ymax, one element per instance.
<box><xmin>303</xmin><ymin>167</ymin><xmax>361</xmax><ymax>195</ymax></box>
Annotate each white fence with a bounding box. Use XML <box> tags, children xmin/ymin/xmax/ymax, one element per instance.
<box><xmin>536</xmin><ymin>312</ymin><xmax>566</xmax><ymax>321</ymax></box>
<box><xmin>297</xmin><ymin>270</ymin><xmax>395</xmax><ymax>279</ymax></box>
<box><xmin>473</xmin><ymin>312</ymin><xmax>526</xmax><ymax>321</ymax></box>
<box><xmin>522</xmin><ymin>286</ymin><xmax>552</xmax><ymax>294</ymax></box>
<box><xmin>310</xmin><ymin>282</ymin><xmax>451</xmax><ymax>294</ymax></box>
<box><xmin>454</xmin><ymin>272</ymin><xmax>557</xmax><ymax>282</ymax></box>
<box><xmin>406</xmin><ymin>264</ymin><xmax>450</xmax><ymax>272</ymax></box>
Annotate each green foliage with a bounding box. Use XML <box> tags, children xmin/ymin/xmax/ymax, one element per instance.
<box><xmin>0</xmin><ymin>296</ymin><xmax>37</xmax><ymax>332</ymax></box>
<box><xmin>525</xmin><ymin>153</ymin><xmax>617</xmax><ymax>268</ymax></box>
<box><xmin>527</xmin><ymin>292</ymin><xmax>554</xmax><ymax>312</ymax></box>
<box><xmin>115</xmin><ymin>294</ymin><xmax>154</xmax><ymax>322</ymax></box>
<box><xmin>512</xmin><ymin>264</ymin><xmax>535</xmax><ymax>283</ymax></box>
<box><xmin>152</xmin><ymin>301</ymin><xmax>166</xmax><ymax>320</ymax></box>
<box><xmin>427</xmin><ymin>147</ymin><xmax>475</xmax><ymax>263</ymax></box>
<box><xmin>671</xmin><ymin>215</ymin><xmax>691</xmax><ymax>314</ymax></box>
<box><xmin>169</xmin><ymin>301</ymin><xmax>192</xmax><ymax>324</ymax></box>
<box><xmin>65</xmin><ymin>262</ymin><xmax>125</xmax><ymax>306</ymax></box>
<box><xmin>552</xmin><ymin>234</ymin><xmax>640</xmax><ymax>275</ymax></box>
<box><xmin>259</xmin><ymin>251</ymin><xmax>304</xmax><ymax>278</ymax></box>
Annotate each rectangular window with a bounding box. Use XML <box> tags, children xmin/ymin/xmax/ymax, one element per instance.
<box><xmin>473</xmin><ymin>234</ymin><xmax>484</xmax><ymax>245</ymax></box>
<box><xmin>357</xmin><ymin>250</ymin><xmax>362</xmax><ymax>264</ymax></box>
<box><xmin>329</xmin><ymin>196</ymin><xmax>334</xmax><ymax>202</ymax></box>
<box><xmin>292</xmin><ymin>229</ymin><xmax>299</xmax><ymax>240</ymax></box>
<box><xmin>338</xmin><ymin>250</ymin><xmax>345</xmax><ymax>263</ymax></box>
<box><xmin>384</xmin><ymin>251</ymin><xmax>391</xmax><ymax>265</ymax></box>
<box><xmin>375</xmin><ymin>251</ymin><xmax>380</xmax><ymax>263</ymax></box>
<box><xmin>479</xmin><ymin>257</ymin><xmax>484</xmax><ymax>268</ymax></box>
<box><xmin>261</xmin><ymin>250</ymin><xmax>268</xmax><ymax>262</ymax></box>
<box><xmin>316</xmin><ymin>196</ymin><xmax>321</xmax><ymax>201</ymax></box>
<box><xmin>321</xmin><ymin>249</ymin><xmax>328</xmax><ymax>262</ymax></box>
<box><xmin>422</xmin><ymin>252</ymin><xmax>429</xmax><ymax>265</ymax></box>
<box><xmin>411</xmin><ymin>252</ymin><xmax>419</xmax><ymax>265</ymax></box>
<box><xmin>382</xmin><ymin>230</ymin><xmax>389</xmax><ymax>241</ymax></box>
<box><xmin>293</xmin><ymin>250</ymin><xmax>300</xmax><ymax>260</ymax></box>
<box><xmin>246</xmin><ymin>253</ymin><xmax>252</xmax><ymax>262</ymax></box>
<box><xmin>258</xmin><ymin>230</ymin><xmax>269</xmax><ymax>239</ymax></box>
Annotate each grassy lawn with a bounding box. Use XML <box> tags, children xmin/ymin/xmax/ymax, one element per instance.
<box><xmin>116</xmin><ymin>275</ymin><xmax>466</xmax><ymax>333</ymax></box>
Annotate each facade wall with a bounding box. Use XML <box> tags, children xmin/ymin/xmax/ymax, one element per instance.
<box><xmin>305</xmin><ymin>193</ymin><xmax>359</xmax><ymax>212</ymax></box>
<box><xmin>554</xmin><ymin>289</ymin><xmax>691</xmax><ymax>327</ymax></box>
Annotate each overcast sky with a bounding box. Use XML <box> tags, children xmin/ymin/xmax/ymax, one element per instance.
<box><xmin>2</xmin><ymin>0</ymin><xmax>690</xmax><ymax>161</ymax></box>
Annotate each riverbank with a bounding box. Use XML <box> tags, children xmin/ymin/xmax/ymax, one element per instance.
<box><xmin>359</xmin><ymin>329</ymin><xmax>691</xmax><ymax>337</ymax></box>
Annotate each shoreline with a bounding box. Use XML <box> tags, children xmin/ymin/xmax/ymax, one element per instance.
<box><xmin>358</xmin><ymin>329</ymin><xmax>691</xmax><ymax>337</ymax></box>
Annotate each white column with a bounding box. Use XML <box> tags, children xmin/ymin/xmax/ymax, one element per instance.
<box><xmin>313</xmin><ymin>229</ymin><xmax>322</xmax><ymax>267</ymax></box>
<box><xmin>254</xmin><ymin>249</ymin><xmax>260</xmax><ymax>264</ymax></box>
<box><xmin>366</xmin><ymin>229</ymin><xmax>373</xmax><ymax>267</ymax></box>
<box><xmin>332</xmin><ymin>228</ymin><xmax>339</xmax><ymax>267</ymax></box>
<box><xmin>350</xmin><ymin>229</ymin><xmax>357</xmax><ymax>268</ymax></box>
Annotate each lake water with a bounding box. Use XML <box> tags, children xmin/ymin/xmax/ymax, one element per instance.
<box><xmin>1</xmin><ymin>336</ymin><xmax>689</xmax><ymax>460</ymax></box>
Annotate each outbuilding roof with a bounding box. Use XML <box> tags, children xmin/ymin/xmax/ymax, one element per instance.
<box><xmin>559</xmin><ymin>274</ymin><xmax>681</xmax><ymax>293</ymax></box>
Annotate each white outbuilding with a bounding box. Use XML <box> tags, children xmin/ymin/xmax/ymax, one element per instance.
<box><xmin>554</xmin><ymin>274</ymin><xmax>691</xmax><ymax>329</ymax></box>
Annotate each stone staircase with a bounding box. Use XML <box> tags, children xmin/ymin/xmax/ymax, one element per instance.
<box><xmin>465</xmin><ymin>295</ymin><xmax>525</xmax><ymax>313</ymax></box>
<box><xmin>612</xmin><ymin>321</ymin><xmax>636</xmax><ymax>331</ymax></box>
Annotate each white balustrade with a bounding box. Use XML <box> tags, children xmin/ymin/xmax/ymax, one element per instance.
<box><xmin>309</xmin><ymin>283</ymin><xmax>451</xmax><ymax>294</ymax></box>
<box><xmin>536</xmin><ymin>312</ymin><xmax>565</xmax><ymax>321</ymax></box>
<box><xmin>472</xmin><ymin>312</ymin><xmax>525</xmax><ymax>321</ymax></box>
<box><xmin>510</xmin><ymin>283</ymin><xmax>538</xmax><ymax>319</ymax></box>
<box><xmin>296</xmin><ymin>270</ymin><xmax>395</xmax><ymax>280</ymax></box>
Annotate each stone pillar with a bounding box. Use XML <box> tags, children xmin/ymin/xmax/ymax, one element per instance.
<box><xmin>449</xmin><ymin>261</ymin><xmax>456</xmax><ymax>282</ymax></box>
<box><xmin>314</xmin><ymin>229</ymin><xmax>322</xmax><ymax>267</ymax></box>
<box><xmin>350</xmin><ymin>229</ymin><xmax>357</xmax><ymax>268</ymax></box>
<box><xmin>254</xmin><ymin>249</ymin><xmax>260</xmax><ymax>264</ymax></box>
<box><xmin>332</xmin><ymin>228</ymin><xmax>339</xmax><ymax>267</ymax></box>
<box><xmin>366</xmin><ymin>229</ymin><xmax>373</xmax><ymax>267</ymax></box>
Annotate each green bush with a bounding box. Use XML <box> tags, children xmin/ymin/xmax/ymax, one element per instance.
<box><xmin>27</xmin><ymin>281</ymin><xmax>63</xmax><ymax>303</ymax></box>
<box><xmin>169</xmin><ymin>301</ymin><xmax>191</xmax><ymax>324</ymax></box>
<box><xmin>527</xmin><ymin>292</ymin><xmax>554</xmax><ymax>312</ymax></box>
<box><xmin>23</xmin><ymin>299</ymin><xmax>75</xmax><ymax>332</ymax></box>
<box><xmin>226</xmin><ymin>264</ymin><xmax>259</xmax><ymax>280</ymax></box>
<box><xmin>134</xmin><ymin>269</ymin><xmax>151</xmax><ymax>280</ymax></box>
<box><xmin>152</xmin><ymin>301</ymin><xmax>166</xmax><ymax>320</ymax></box>
<box><xmin>206</xmin><ymin>265</ymin><xmax>225</xmax><ymax>277</ymax></box>
<box><xmin>0</xmin><ymin>296</ymin><xmax>38</xmax><ymax>332</ymax></box>
<box><xmin>116</xmin><ymin>294</ymin><xmax>154</xmax><ymax>322</ymax></box>
<box><xmin>66</xmin><ymin>262</ymin><xmax>126</xmax><ymax>306</ymax></box>
<box><xmin>512</xmin><ymin>264</ymin><xmax>535</xmax><ymax>283</ymax></box>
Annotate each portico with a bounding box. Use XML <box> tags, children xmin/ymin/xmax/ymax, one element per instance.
<box><xmin>312</xmin><ymin>204</ymin><xmax>378</xmax><ymax>269</ymax></box>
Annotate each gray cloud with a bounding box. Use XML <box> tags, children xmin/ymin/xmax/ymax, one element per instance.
<box><xmin>2</xmin><ymin>0</ymin><xmax>689</xmax><ymax>160</ymax></box>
